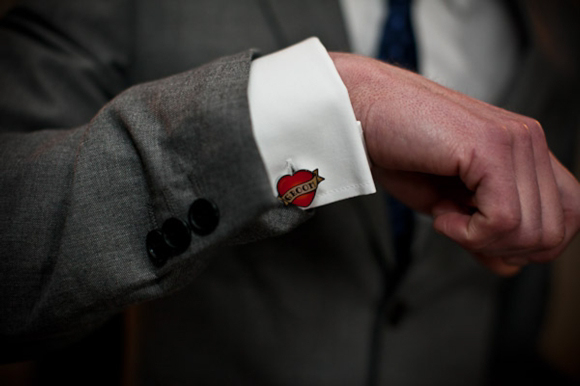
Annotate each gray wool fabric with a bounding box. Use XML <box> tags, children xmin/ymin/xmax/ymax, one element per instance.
<box><xmin>0</xmin><ymin>0</ymin><xmax>577</xmax><ymax>385</ymax></box>
<box><xmin>0</xmin><ymin>44</ymin><xmax>285</xmax><ymax>344</ymax></box>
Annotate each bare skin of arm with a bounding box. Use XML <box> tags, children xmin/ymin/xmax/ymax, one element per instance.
<box><xmin>330</xmin><ymin>52</ymin><xmax>580</xmax><ymax>276</ymax></box>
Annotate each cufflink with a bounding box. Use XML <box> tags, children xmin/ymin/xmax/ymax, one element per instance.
<box><xmin>277</xmin><ymin>169</ymin><xmax>324</xmax><ymax>207</ymax></box>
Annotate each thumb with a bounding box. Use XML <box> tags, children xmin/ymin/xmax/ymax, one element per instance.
<box><xmin>432</xmin><ymin>199</ymin><xmax>471</xmax><ymax>241</ymax></box>
<box><xmin>433</xmin><ymin>200</ymin><xmax>523</xmax><ymax>276</ymax></box>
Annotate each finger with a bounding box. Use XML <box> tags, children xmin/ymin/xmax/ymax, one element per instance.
<box><xmin>376</xmin><ymin>168</ymin><xmax>474</xmax><ymax>214</ymax></box>
<box><xmin>501</xmin><ymin>120</ymin><xmax>542</xmax><ymax>254</ymax></box>
<box><xmin>515</xmin><ymin>163</ymin><xmax>580</xmax><ymax>264</ymax></box>
<box><xmin>373</xmin><ymin>168</ymin><xmax>441</xmax><ymax>213</ymax></box>
<box><xmin>526</xmin><ymin>121</ymin><xmax>565</xmax><ymax>260</ymax></box>
<box><xmin>434</xmin><ymin>129</ymin><xmax>521</xmax><ymax>253</ymax></box>
<box><xmin>550</xmin><ymin>153</ymin><xmax>580</xmax><ymax>232</ymax></box>
<box><xmin>488</xmin><ymin>121</ymin><xmax>567</xmax><ymax>261</ymax></box>
<box><xmin>460</xmin><ymin>120</ymin><xmax>542</xmax><ymax>259</ymax></box>
<box><xmin>476</xmin><ymin>254</ymin><xmax>523</xmax><ymax>277</ymax></box>
<box><xmin>433</xmin><ymin>197</ymin><xmax>525</xmax><ymax>277</ymax></box>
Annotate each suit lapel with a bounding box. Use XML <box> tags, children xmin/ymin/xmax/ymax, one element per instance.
<box><xmin>259</xmin><ymin>0</ymin><xmax>350</xmax><ymax>51</ymax></box>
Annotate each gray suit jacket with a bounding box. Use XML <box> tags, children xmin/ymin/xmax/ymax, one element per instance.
<box><xmin>1</xmin><ymin>0</ymin><xmax>577</xmax><ymax>385</ymax></box>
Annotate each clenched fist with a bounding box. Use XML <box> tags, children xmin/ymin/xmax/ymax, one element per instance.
<box><xmin>331</xmin><ymin>52</ymin><xmax>580</xmax><ymax>275</ymax></box>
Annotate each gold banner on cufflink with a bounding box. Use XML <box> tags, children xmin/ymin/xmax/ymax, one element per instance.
<box><xmin>277</xmin><ymin>169</ymin><xmax>325</xmax><ymax>207</ymax></box>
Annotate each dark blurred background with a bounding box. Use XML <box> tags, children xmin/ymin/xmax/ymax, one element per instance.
<box><xmin>0</xmin><ymin>0</ymin><xmax>578</xmax><ymax>385</ymax></box>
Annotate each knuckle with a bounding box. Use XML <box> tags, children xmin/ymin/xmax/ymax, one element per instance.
<box><xmin>510</xmin><ymin>120</ymin><xmax>534</xmax><ymax>145</ymax></box>
<box><xmin>463</xmin><ymin>209</ymin><xmax>522</xmax><ymax>251</ymax></box>
<box><xmin>462</xmin><ymin>236</ymin><xmax>494</xmax><ymax>253</ymax></box>
<box><xmin>524</xmin><ymin>118</ymin><xmax>547</xmax><ymax>142</ymax></box>
<box><xmin>461</xmin><ymin>234</ymin><xmax>489</xmax><ymax>251</ymax></box>
<box><xmin>542</xmin><ymin>226</ymin><xmax>566</xmax><ymax>249</ymax></box>
<box><xmin>485</xmin><ymin>122</ymin><xmax>512</xmax><ymax>147</ymax></box>
<box><xmin>520</xmin><ymin>228</ymin><xmax>543</xmax><ymax>249</ymax></box>
<box><xmin>493</xmin><ymin>209</ymin><xmax>521</xmax><ymax>232</ymax></box>
<box><xmin>525</xmin><ymin>118</ymin><xmax>543</xmax><ymax>132</ymax></box>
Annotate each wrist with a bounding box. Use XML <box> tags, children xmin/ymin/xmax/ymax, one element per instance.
<box><xmin>328</xmin><ymin>52</ymin><xmax>391</xmax><ymax>168</ymax></box>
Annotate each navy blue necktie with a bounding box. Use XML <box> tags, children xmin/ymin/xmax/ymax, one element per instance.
<box><xmin>378</xmin><ymin>0</ymin><xmax>418</xmax><ymax>71</ymax></box>
<box><xmin>377</xmin><ymin>0</ymin><xmax>417</xmax><ymax>269</ymax></box>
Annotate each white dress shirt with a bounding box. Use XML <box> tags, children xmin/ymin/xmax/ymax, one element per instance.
<box><xmin>248</xmin><ymin>0</ymin><xmax>520</xmax><ymax>209</ymax></box>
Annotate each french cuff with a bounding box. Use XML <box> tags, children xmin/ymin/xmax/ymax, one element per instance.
<box><xmin>247</xmin><ymin>37</ymin><xmax>376</xmax><ymax>209</ymax></box>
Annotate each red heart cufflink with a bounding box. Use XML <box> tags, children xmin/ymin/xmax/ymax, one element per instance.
<box><xmin>277</xmin><ymin>169</ymin><xmax>325</xmax><ymax>207</ymax></box>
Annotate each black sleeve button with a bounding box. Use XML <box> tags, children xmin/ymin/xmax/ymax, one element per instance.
<box><xmin>146</xmin><ymin>230</ymin><xmax>172</xmax><ymax>267</ymax></box>
<box><xmin>162</xmin><ymin>218</ymin><xmax>191</xmax><ymax>254</ymax></box>
<box><xmin>188</xmin><ymin>198</ymin><xmax>219</xmax><ymax>236</ymax></box>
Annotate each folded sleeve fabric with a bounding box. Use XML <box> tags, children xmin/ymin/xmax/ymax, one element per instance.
<box><xmin>248</xmin><ymin>37</ymin><xmax>376</xmax><ymax>209</ymax></box>
<box><xmin>0</xmin><ymin>12</ymin><xmax>372</xmax><ymax>356</ymax></box>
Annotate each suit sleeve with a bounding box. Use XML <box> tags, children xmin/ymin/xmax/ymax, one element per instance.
<box><xmin>0</xmin><ymin>2</ymin><xmax>309</xmax><ymax>359</ymax></box>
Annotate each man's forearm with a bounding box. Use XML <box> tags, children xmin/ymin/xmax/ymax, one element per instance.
<box><xmin>330</xmin><ymin>51</ymin><xmax>580</xmax><ymax>275</ymax></box>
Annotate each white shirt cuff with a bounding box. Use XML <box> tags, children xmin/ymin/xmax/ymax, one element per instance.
<box><xmin>247</xmin><ymin>37</ymin><xmax>376</xmax><ymax>209</ymax></box>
